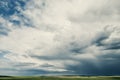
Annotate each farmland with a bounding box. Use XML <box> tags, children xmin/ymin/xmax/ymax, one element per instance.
<box><xmin>0</xmin><ymin>76</ymin><xmax>120</xmax><ymax>80</ymax></box>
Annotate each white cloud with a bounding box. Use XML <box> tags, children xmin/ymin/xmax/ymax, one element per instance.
<box><xmin>0</xmin><ymin>0</ymin><xmax>120</xmax><ymax>75</ymax></box>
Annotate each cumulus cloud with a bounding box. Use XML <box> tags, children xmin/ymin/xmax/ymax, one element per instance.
<box><xmin>0</xmin><ymin>0</ymin><xmax>120</xmax><ymax>75</ymax></box>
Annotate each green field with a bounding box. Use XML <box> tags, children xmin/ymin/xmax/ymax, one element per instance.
<box><xmin>0</xmin><ymin>76</ymin><xmax>120</xmax><ymax>80</ymax></box>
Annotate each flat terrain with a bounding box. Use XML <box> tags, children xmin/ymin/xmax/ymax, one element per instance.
<box><xmin>0</xmin><ymin>76</ymin><xmax>120</xmax><ymax>80</ymax></box>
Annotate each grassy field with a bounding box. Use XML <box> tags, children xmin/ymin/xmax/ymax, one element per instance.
<box><xmin>0</xmin><ymin>76</ymin><xmax>120</xmax><ymax>80</ymax></box>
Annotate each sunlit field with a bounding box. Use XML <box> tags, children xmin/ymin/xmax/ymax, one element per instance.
<box><xmin>0</xmin><ymin>76</ymin><xmax>120</xmax><ymax>80</ymax></box>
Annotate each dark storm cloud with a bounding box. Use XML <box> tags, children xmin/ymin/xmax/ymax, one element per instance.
<box><xmin>97</xmin><ymin>52</ymin><xmax>120</xmax><ymax>75</ymax></box>
<box><xmin>66</xmin><ymin>50</ymin><xmax>120</xmax><ymax>75</ymax></box>
<box><xmin>65</xmin><ymin>25</ymin><xmax>120</xmax><ymax>76</ymax></box>
<box><xmin>66</xmin><ymin>60</ymin><xmax>102</xmax><ymax>75</ymax></box>
<box><xmin>66</xmin><ymin>58</ymin><xmax>120</xmax><ymax>76</ymax></box>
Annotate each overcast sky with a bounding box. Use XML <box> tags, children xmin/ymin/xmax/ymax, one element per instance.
<box><xmin>0</xmin><ymin>0</ymin><xmax>120</xmax><ymax>76</ymax></box>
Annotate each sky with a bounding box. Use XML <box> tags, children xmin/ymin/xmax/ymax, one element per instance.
<box><xmin>0</xmin><ymin>0</ymin><xmax>120</xmax><ymax>76</ymax></box>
